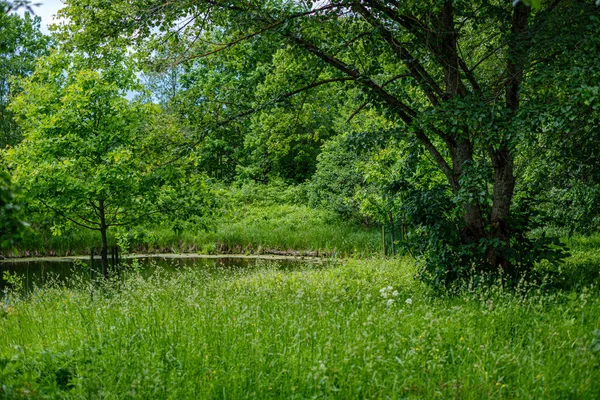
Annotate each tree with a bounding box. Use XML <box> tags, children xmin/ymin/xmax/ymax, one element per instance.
<box><xmin>58</xmin><ymin>0</ymin><xmax>600</xmax><ymax>283</ymax></box>
<box><xmin>0</xmin><ymin>11</ymin><xmax>50</xmax><ymax>147</ymax></box>
<box><xmin>7</xmin><ymin>51</ymin><xmax>211</xmax><ymax>276</ymax></box>
<box><xmin>0</xmin><ymin>1</ymin><xmax>48</xmax><ymax>250</ymax></box>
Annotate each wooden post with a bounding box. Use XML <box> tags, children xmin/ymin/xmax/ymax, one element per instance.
<box><xmin>111</xmin><ymin>246</ymin><xmax>116</xmax><ymax>277</ymax></box>
<box><xmin>382</xmin><ymin>225</ymin><xmax>387</xmax><ymax>257</ymax></box>
<box><xmin>90</xmin><ymin>248</ymin><xmax>94</xmax><ymax>282</ymax></box>
<box><xmin>390</xmin><ymin>212</ymin><xmax>396</xmax><ymax>256</ymax></box>
<box><xmin>89</xmin><ymin>248</ymin><xmax>94</xmax><ymax>300</ymax></box>
<box><xmin>115</xmin><ymin>246</ymin><xmax>120</xmax><ymax>279</ymax></box>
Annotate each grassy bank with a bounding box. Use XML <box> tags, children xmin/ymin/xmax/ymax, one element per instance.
<box><xmin>2</xmin><ymin>259</ymin><xmax>600</xmax><ymax>398</ymax></box>
<box><xmin>6</xmin><ymin>204</ymin><xmax>381</xmax><ymax>258</ymax></box>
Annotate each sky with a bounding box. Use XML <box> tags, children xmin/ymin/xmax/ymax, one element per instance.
<box><xmin>17</xmin><ymin>0</ymin><xmax>66</xmax><ymax>33</ymax></box>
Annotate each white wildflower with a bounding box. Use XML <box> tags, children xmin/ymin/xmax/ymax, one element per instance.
<box><xmin>405</xmin><ymin>298</ymin><xmax>412</xmax><ymax>305</ymax></box>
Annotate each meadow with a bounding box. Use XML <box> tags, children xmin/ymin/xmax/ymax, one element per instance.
<box><xmin>2</xmin><ymin>258</ymin><xmax>600</xmax><ymax>398</ymax></box>
<box><xmin>2</xmin><ymin>2</ymin><xmax>600</xmax><ymax>398</ymax></box>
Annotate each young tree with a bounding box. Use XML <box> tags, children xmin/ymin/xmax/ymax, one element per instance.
<box><xmin>58</xmin><ymin>0</ymin><xmax>600</xmax><ymax>283</ymax></box>
<box><xmin>7</xmin><ymin>51</ymin><xmax>211</xmax><ymax>276</ymax></box>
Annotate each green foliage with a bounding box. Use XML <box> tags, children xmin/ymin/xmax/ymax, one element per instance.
<box><xmin>0</xmin><ymin>11</ymin><xmax>50</xmax><ymax>147</ymax></box>
<box><xmin>2</xmin><ymin>182</ymin><xmax>380</xmax><ymax>257</ymax></box>
<box><xmin>6</xmin><ymin>50</ymin><xmax>213</xmax><ymax>253</ymax></box>
<box><xmin>53</xmin><ymin>0</ymin><xmax>600</xmax><ymax>285</ymax></box>
<box><xmin>512</xmin><ymin>3</ymin><xmax>600</xmax><ymax>235</ymax></box>
<box><xmin>0</xmin><ymin>172</ymin><xmax>23</xmax><ymax>249</ymax></box>
<box><xmin>203</xmin><ymin>203</ymin><xmax>379</xmax><ymax>256</ymax></box>
<box><xmin>308</xmin><ymin>133</ymin><xmax>366</xmax><ymax>221</ymax></box>
<box><xmin>1</xmin><ymin>259</ymin><xmax>600</xmax><ymax>397</ymax></box>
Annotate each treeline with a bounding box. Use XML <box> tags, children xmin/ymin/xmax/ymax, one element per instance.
<box><xmin>1</xmin><ymin>0</ymin><xmax>600</xmax><ymax>286</ymax></box>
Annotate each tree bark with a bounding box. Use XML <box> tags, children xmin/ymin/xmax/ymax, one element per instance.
<box><xmin>438</xmin><ymin>0</ymin><xmax>462</xmax><ymax>98</ymax></box>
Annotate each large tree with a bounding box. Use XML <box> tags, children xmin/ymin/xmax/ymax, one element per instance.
<box><xmin>58</xmin><ymin>0</ymin><xmax>600</xmax><ymax>282</ymax></box>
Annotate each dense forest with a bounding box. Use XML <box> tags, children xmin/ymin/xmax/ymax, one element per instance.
<box><xmin>1</xmin><ymin>0</ymin><xmax>600</xmax><ymax>397</ymax></box>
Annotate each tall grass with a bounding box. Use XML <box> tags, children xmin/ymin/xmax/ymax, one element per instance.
<box><xmin>195</xmin><ymin>204</ymin><xmax>380</xmax><ymax>256</ymax></box>
<box><xmin>534</xmin><ymin>234</ymin><xmax>600</xmax><ymax>288</ymax></box>
<box><xmin>2</xmin><ymin>259</ymin><xmax>600</xmax><ymax>398</ymax></box>
<box><xmin>7</xmin><ymin>204</ymin><xmax>381</xmax><ymax>257</ymax></box>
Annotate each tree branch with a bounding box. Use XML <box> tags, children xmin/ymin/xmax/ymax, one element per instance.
<box><xmin>173</xmin><ymin>2</ymin><xmax>356</xmax><ymax>64</ymax></box>
<box><xmin>354</xmin><ymin>3</ymin><xmax>442</xmax><ymax>106</ymax></box>
<box><xmin>346</xmin><ymin>73</ymin><xmax>411</xmax><ymax>122</ymax></box>
<box><xmin>39</xmin><ymin>199</ymin><xmax>100</xmax><ymax>231</ymax></box>
<box><xmin>286</xmin><ymin>34</ymin><xmax>417</xmax><ymax>122</ymax></box>
<box><xmin>282</xmin><ymin>77</ymin><xmax>355</xmax><ymax>99</ymax></box>
<box><xmin>286</xmin><ymin>35</ymin><xmax>454</xmax><ymax>185</ymax></box>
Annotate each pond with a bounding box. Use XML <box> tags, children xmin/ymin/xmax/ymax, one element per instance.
<box><xmin>0</xmin><ymin>254</ymin><xmax>323</xmax><ymax>293</ymax></box>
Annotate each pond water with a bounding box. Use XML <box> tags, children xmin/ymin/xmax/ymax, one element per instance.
<box><xmin>0</xmin><ymin>255</ymin><xmax>322</xmax><ymax>293</ymax></box>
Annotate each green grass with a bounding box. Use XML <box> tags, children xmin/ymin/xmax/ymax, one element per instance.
<box><xmin>7</xmin><ymin>204</ymin><xmax>382</xmax><ymax>257</ymax></box>
<box><xmin>534</xmin><ymin>234</ymin><xmax>600</xmax><ymax>289</ymax></box>
<box><xmin>2</xmin><ymin>259</ymin><xmax>600</xmax><ymax>398</ymax></box>
<box><xmin>194</xmin><ymin>204</ymin><xmax>380</xmax><ymax>256</ymax></box>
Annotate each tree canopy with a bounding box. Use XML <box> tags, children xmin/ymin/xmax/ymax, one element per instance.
<box><xmin>51</xmin><ymin>0</ymin><xmax>599</xmax><ymax>283</ymax></box>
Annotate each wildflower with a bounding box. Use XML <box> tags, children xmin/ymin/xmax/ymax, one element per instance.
<box><xmin>387</xmin><ymin>299</ymin><xmax>394</xmax><ymax>306</ymax></box>
<box><xmin>405</xmin><ymin>298</ymin><xmax>412</xmax><ymax>305</ymax></box>
<box><xmin>392</xmin><ymin>290</ymin><xmax>399</xmax><ymax>297</ymax></box>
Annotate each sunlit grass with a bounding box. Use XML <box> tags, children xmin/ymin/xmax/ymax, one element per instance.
<box><xmin>10</xmin><ymin>204</ymin><xmax>381</xmax><ymax>257</ymax></box>
<box><xmin>1</xmin><ymin>258</ymin><xmax>599</xmax><ymax>398</ymax></box>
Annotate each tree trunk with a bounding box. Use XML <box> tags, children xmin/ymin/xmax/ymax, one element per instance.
<box><xmin>450</xmin><ymin>139</ymin><xmax>487</xmax><ymax>245</ymax></box>
<box><xmin>488</xmin><ymin>146</ymin><xmax>516</xmax><ymax>272</ymax></box>
<box><xmin>437</xmin><ymin>1</ymin><xmax>488</xmax><ymax>251</ymax></box>
<box><xmin>99</xmin><ymin>199</ymin><xmax>109</xmax><ymax>279</ymax></box>
<box><xmin>485</xmin><ymin>1</ymin><xmax>529</xmax><ymax>273</ymax></box>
